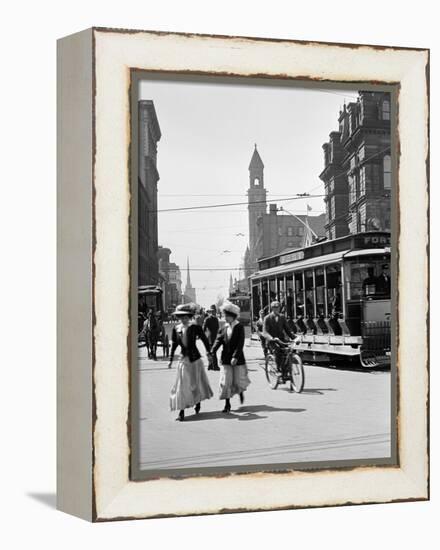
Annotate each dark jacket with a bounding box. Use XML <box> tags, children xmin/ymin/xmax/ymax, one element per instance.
<box><xmin>211</xmin><ymin>322</ymin><xmax>246</xmax><ymax>366</ymax></box>
<box><xmin>376</xmin><ymin>273</ymin><xmax>391</xmax><ymax>297</ymax></box>
<box><xmin>202</xmin><ymin>315</ymin><xmax>220</xmax><ymax>343</ymax></box>
<box><xmin>263</xmin><ymin>312</ymin><xmax>295</xmax><ymax>342</ymax></box>
<box><xmin>169</xmin><ymin>323</ymin><xmax>210</xmax><ymax>363</ymax></box>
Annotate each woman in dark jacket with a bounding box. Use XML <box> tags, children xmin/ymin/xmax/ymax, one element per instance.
<box><xmin>168</xmin><ymin>303</ymin><xmax>213</xmax><ymax>421</ymax></box>
<box><xmin>211</xmin><ymin>301</ymin><xmax>251</xmax><ymax>413</ymax></box>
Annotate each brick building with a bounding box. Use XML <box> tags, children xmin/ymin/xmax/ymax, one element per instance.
<box><xmin>157</xmin><ymin>246</ymin><xmax>183</xmax><ymax>311</ymax></box>
<box><xmin>320</xmin><ymin>91</ymin><xmax>391</xmax><ymax>239</ymax></box>
<box><xmin>138</xmin><ymin>100</ymin><xmax>161</xmax><ymax>286</ymax></box>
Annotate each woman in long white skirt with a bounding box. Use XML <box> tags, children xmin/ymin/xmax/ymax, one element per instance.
<box><xmin>168</xmin><ymin>303</ymin><xmax>213</xmax><ymax>421</ymax></box>
<box><xmin>211</xmin><ymin>301</ymin><xmax>250</xmax><ymax>413</ymax></box>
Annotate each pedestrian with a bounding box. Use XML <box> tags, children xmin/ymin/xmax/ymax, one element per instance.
<box><xmin>203</xmin><ymin>307</ymin><xmax>220</xmax><ymax>370</ymax></box>
<box><xmin>211</xmin><ymin>301</ymin><xmax>251</xmax><ymax>413</ymax></box>
<box><xmin>168</xmin><ymin>303</ymin><xmax>214</xmax><ymax>422</ymax></box>
<box><xmin>262</xmin><ymin>300</ymin><xmax>296</xmax><ymax>373</ymax></box>
<box><xmin>256</xmin><ymin>309</ymin><xmax>268</xmax><ymax>357</ymax></box>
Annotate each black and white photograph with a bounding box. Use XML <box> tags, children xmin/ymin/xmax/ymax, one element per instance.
<box><xmin>134</xmin><ymin>77</ymin><xmax>396</xmax><ymax>477</ymax></box>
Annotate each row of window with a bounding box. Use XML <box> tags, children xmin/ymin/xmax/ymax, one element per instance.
<box><xmin>348</xmin><ymin>155</ymin><xmax>391</xmax><ymax>204</ymax></box>
<box><xmin>277</xmin><ymin>225</ymin><xmax>305</xmax><ymax>237</ymax></box>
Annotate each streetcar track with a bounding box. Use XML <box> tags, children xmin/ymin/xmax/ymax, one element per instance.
<box><xmin>140</xmin><ymin>433</ymin><xmax>390</xmax><ymax>468</ymax></box>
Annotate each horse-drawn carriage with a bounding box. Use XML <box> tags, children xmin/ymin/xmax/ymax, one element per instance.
<box><xmin>138</xmin><ymin>286</ymin><xmax>170</xmax><ymax>360</ymax></box>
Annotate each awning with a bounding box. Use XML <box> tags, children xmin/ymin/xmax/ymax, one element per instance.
<box><xmin>138</xmin><ymin>285</ymin><xmax>163</xmax><ymax>295</ymax></box>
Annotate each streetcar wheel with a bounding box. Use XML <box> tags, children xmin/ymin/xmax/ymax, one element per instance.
<box><xmin>265</xmin><ymin>354</ymin><xmax>279</xmax><ymax>389</ymax></box>
<box><xmin>290</xmin><ymin>354</ymin><xmax>305</xmax><ymax>393</ymax></box>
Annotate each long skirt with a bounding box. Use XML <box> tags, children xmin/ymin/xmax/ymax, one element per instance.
<box><xmin>170</xmin><ymin>356</ymin><xmax>213</xmax><ymax>411</ymax></box>
<box><xmin>219</xmin><ymin>363</ymin><xmax>251</xmax><ymax>400</ymax></box>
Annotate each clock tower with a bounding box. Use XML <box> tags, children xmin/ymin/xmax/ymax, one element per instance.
<box><xmin>247</xmin><ymin>145</ymin><xmax>266</xmax><ymax>269</ymax></box>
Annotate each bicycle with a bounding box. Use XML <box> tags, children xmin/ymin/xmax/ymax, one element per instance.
<box><xmin>264</xmin><ymin>339</ymin><xmax>305</xmax><ymax>393</ymax></box>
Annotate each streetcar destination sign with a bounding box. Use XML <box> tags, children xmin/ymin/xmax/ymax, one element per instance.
<box><xmin>280</xmin><ymin>250</ymin><xmax>305</xmax><ymax>264</ymax></box>
<box><xmin>358</xmin><ymin>234</ymin><xmax>391</xmax><ymax>247</ymax></box>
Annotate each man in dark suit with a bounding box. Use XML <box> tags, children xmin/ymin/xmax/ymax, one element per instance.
<box><xmin>263</xmin><ymin>300</ymin><xmax>296</xmax><ymax>372</ymax></box>
<box><xmin>376</xmin><ymin>264</ymin><xmax>391</xmax><ymax>298</ymax></box>
<box><xmin>203</xmin><ymin>307</ymin><xmax>220</xmax><ymax>370</ymax></box>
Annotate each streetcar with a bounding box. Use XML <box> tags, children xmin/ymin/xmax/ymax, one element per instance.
<box><xmin>227</xmin><ymin>292</ymin><xmax>251</xmax><ymax>325</ymax></box>
<box><xmin>249</xmin><ymin>232</ymin><xmax>392</xmax><ymax>368</ymax></box>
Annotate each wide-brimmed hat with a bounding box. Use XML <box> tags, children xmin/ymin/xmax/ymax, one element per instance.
<box><xmin>221</xmin><ymin>300</ymin><xmax>240</xmax><ymax>317</ymax></box>
<box><xmin>172</xmin><ymin>303</ymin><xmax>196</xmax><ymax>317</ymax></box>
<box><xmin>270</xmin><ymin>300</ymin><xmax>281</xmax><ymax>308</ymax></box>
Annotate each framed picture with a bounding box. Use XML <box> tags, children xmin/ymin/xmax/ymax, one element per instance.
<box><xmin>57</xmin><ymin>27</ymin><xmax>429</xmax><ymax>521</ymax></box>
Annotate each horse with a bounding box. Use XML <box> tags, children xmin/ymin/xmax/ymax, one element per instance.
<box><xmin>145</xmin><ymin>313</ymin><xmax>160</xmax><ymax>360</ymax></box>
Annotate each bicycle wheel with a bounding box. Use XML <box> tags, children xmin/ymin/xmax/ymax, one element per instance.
<box><xmin>290</xmin><ymin>353</ymin><xmax>304</xmax><ymax>393</ymax></box>
<box><xmin>265</xmin><ymin>353</ymin><xmax>279</xmax><ymax>389</ymax></box>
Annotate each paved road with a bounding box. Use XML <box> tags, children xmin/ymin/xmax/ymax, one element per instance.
<box><xmin>137</xmin><ymin>334</ymin><xmax>391</xmax><ymax>472</ymax></box>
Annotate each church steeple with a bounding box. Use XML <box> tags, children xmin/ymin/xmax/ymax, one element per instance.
<box><xmin>184</xmin><ymin>256</ymin><xmax>196</xmax><ymax>303</ymax></box>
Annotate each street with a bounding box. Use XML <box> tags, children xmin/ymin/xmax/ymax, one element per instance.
<box><xmin>137</xmin><ymin>328</ymin><xmax>391</xmax><ymax>472</ymax></box>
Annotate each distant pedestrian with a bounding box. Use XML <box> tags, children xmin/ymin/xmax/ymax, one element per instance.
<box><xmin>203</xmin><ymin>308</ymin><xmax>220</xmax><ymax>370</ymax></box>
<box><xmin>211</xmin><ymin>301</ymin><xmax>250</xmax><ymax>413</ymax></box>
<box><xmin>169</xmin><ymin>304</ymin><xmax>213</xmax><ymax>422</ymax></box>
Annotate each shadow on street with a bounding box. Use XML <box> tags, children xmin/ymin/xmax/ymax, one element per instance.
<box><xmin>296</xmin><ymin>387</ymin><xmax>338</xmax><ymax>395</ymax></box>
<box><xmin>183</xmin><ymin>404</ymin><xmax>306</xmax><ymax>422</ymax></box>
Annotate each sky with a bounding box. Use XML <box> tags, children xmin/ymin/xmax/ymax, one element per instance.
<box><xmin>139</xmin><ymin>77</ymin><xmax>360</xmax><ymax>307</ymax></box>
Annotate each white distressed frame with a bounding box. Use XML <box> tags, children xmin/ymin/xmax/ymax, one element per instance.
<box><xmin>61</xmin><ymin>28</ymin><xmax>429</xmax><ymax>521</ymax></box>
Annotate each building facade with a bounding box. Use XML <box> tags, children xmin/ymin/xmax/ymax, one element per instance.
<box><xmin>246</xmin><ymin>145</ymin><xmax>326</xmax><ymax>273</ymax></box>
<box><xmin>158</xmin><ymin>246</ymin><xmax>183</xmax><ymax>311</ymax></box>
<box><xmin>320</xmin><ymin>91</ymin><xmax>391</xmax><ymax>239</ymax></box>
<box><xmin>167</xmin><ymin>263</ymin><xmax>182</xmax><ymax>308</ymax></box>
<box><xmin>138</xmin><ymin>100</ymin><xmax>162</xmax><ymax>286</ymax></box>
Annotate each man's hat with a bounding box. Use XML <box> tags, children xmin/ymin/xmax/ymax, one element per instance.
<box><xmin>172</xmin><ymin>303</ymin><xmax>196</xmax><ymax>317</ymax></box>
<box><xmin>221</xmin><ymin>300</ymin><xmax>240</xmax><ymax>317</ymax></box>
<box><xmin>270</xmin><ymin>300</ymin><xmax>281</xmax><ymax>308</ymax></box>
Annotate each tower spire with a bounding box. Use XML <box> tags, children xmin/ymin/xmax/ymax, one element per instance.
<box><xmin>229</xmin><ymin>273</ymin><xmax>234</xmax><ymax>294</ymax></box>
<box><xmin>186</xmin><ymin>256</ymin><xmax>191</xmax><ymax>287</ymax></box>
<box><xmin>184</xmin><ymin>256</ymin><xmax>197</xmax><ymax>303</ymax></box>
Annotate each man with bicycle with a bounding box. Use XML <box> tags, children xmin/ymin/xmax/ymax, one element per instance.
<box><xmin>262</xmin><ymin>300</ymin><xmax>296</xmax><ymax>374</ymax></box>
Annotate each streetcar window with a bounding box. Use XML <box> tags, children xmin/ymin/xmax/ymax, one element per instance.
<box><xmin>269</xmin><ymin>279</ymin><xmax>276</xmax><ymax>302</ymax></box>
<box><xmin>252</xmin><ymin>285</ymin><xmax>260</xmax><ymax>317</ymax></box>
<box><xmin>262</xmin><ymin>280</ymin><xmax>269</xmax><ymax>309</ymax></box>
<box><xmin>294</xmin><ymin>272</ymin><xmax>304</xmax><ymax>318</ymax></box>
<box><xmin>315</xmin><ymin>268</ymin><xmax>326</xmax><ymax>317</ymax></box>
<box><xmin>286</xmin><ymin>276</ymin><xmax>294</xmax><ymax>319</ymax></box>
<box><xmin>277</xmin><ymin>276</ymin><xmax>285</xmax><ymax>309</ymax></box>
<box><xmin>345</xmin><ymin>258</ymin><xmax>391</xmax><ymax>300</ymax></box>
<box><xmin>326</xmin><ymin>264</ymin><xmax>342</xmax><ymax>315</ymax></box>
<box><xmin>304</xmin><ymin>269</ymin><xmax>315</xmax><ymax>318</ymax></box>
